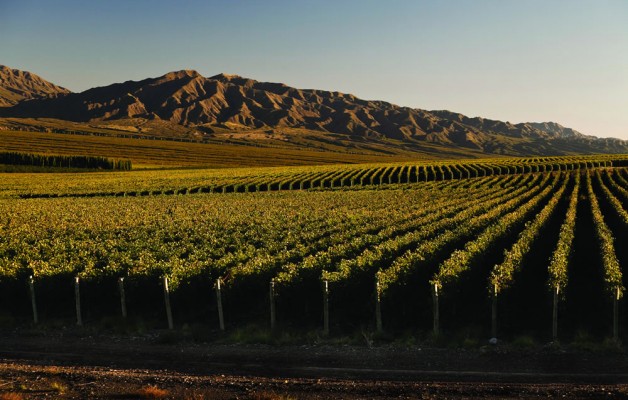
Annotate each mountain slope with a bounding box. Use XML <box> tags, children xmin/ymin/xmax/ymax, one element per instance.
<box><xmin>0</xmin><ymin>65</ymin><xmax>70</xmax><ymax>106</ymax></box>
<box><xmin>1</xmin><ymin>67</ymin><xmax>626</xmax><ymax>156</ymax></box>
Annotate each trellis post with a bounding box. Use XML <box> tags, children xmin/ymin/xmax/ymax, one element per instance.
<box><xmin>118</xmin><ymin>277</ymin><xmax>127</xmax><ymax>318</ymax></box>
<box><xmin>75</xmin><ymin>276</ymin><xmax>82</xmax><ymax>326</ymax></box>
<box><xmin>613</xmin><ymin>287</ymin><xmax>620</xmax><ymax>341</ymax></box>
<box><xmin>432</xmin><ymin>283</ymin><xmax>439</xmax><ymax>336</ymax></box>
<box><xmin>323</xmin><ymin>280</ymin><xmax>329</xmax><ymax>336</ymax></box>
<box><xmin>269</xmin><ymin>279</ymin><xmax>276</xmax><ymax>331</ymax></box>
<box><xmin>491</xmin><ymin>284</ymin><xmax>498</xmax><ymax>339</ymax></box>
<box><xmin>216</xmin><ymin>278</ymin><xmax>225</xmax><ymax>331</ymax></box>
<box><xmin>552</xmin><ymin>286</ymin><xmax>559</xmax><ymax>341</ymax></box>
<box><xmin>375</xmin><ymin>275</ymin><xmax>383</xmax><ymax>334</ymax></box>
<box><xmin>162</xmin><ymin>276</ymin><xmax>173</xmax><ymax>330</ymax></box>
<box><xmin>28</xmin><ymin>276</ymin><xmax>38</xmax><ymax>324</ymax></box>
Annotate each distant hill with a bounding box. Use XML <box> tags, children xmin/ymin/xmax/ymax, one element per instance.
<box><xmin>1</xmin><ymin>67</ymin><xmax>626</xmax><ymax>157</ymax></box>
<box><xmin>0</xmin><ymin>65</ymin><xmax>70</xmax><ymax>107</ymax></box>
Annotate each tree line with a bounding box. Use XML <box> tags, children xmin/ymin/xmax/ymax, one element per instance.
<box><xmin>0</xmin><ymin>151</ymin><xmax>132</xmax><ymax>170</ymax></box>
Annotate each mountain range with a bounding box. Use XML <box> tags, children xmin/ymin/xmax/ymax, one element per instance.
<box><xmin>1</xmin><ymin>65</ymin><xmax>626</xmax><ymax>157</ymax></box>
<box><xmin>0</xmin><ymin>65</ymin><xmax>70</xmax><ymax>107</ymax></box>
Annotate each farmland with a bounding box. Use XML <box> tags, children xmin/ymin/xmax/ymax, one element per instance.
<box><xmin>1</xmin><ymin>155</ymin><xmax>628</xmax><ymax>343</ymax></box>
<box><xmin>0</xmin><ymin>128</ymin><xmax>445</xmax><ymax>168</ymax></box>
<box><xmin>1</xmin><ymin>153</ymin><xmax>624</xmax><ymax>198</ymax></box>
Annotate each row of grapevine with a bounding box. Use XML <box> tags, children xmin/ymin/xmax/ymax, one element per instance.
<box><xmin>377</xmin><ymin>174</ymin><xmax>552</xmax><ymax>294</ymax></box>
<box><xmin>547</xmin><ymin>173</ymin><xmax>580</xmax><ymax>293</ymax></box>
<box><xmin>9</xmin><ymin>155</ymin><xmax>628</xmax><ymax>199</ymax></box>
<box><xmin>276</xmin><ymin>175</ymin><xmax>529</xmax><ymax>287</ymax></box>
<box><xmin>326</xmin><ymin>175</ymin><xmax>537</xmax><ymax>287</ymax></box>
<box><xmin>489</xmin><ymin>173</ymin><xmax>571</xmax><ymax>294</ymax></box>
<box><xmin>586</xmin><ymin>172</ymin><xmax>624</xmax><ymax>297</ymax></box>
<box><xmin>1</xmin><ymin>168</ymin><xmax>628</xmax><ymax>340</ymax></box>
<box><xmin>603</xmin><ymin>170</ymin><xmax>628</xmax><ymax>206</ymax></box>
<box><xmin>595</xmin><ymin>171</ymin><xmax>628</xmax><ymax>227</ymax></box>
<box><xmin>233</xmin><ymin>175</ymin><xmax>521</xmax><ymax>288</ymax></box>
<box><xmin>224</xmin><ymin>187</ymin><xmax>454</xmax><ymax>285</ymax></box>
<box><xmin>431</xmin><ymin>172</ymin><xmax>563</xmax><ymax>291</ymax></box>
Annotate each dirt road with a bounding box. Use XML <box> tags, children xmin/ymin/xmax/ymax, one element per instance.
<box><xmin>1</xmin><ymin>331</ymin><xmax>627</xmax><ymax>399</ymax></box>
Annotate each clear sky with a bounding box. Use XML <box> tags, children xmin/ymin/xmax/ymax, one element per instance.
<box><xmin>1</xmin><ymin>0</ymin><xmax>626</xmax><ymax>139</ymax></box>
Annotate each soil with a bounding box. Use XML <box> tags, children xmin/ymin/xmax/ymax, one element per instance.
<box><xmin>1</xmin><ymin>330</ymin><xmax>628</xmax><ymax>399</ymax></box>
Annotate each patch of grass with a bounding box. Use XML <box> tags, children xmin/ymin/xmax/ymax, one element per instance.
<box><xmin>572</xmin><ymin>336</ymin><xmax>625</xmax><ymax>352</ymax></box>
<box><xmin>461</xmin><ymin>336</ymin><xmax>480</xmax><ymax>349</ymax></box>
<box><xmin>444</xmin><ymin>325</ymin><xmax>484</xmax><ymax>349</ymax></box>
<box><xmin>136</xmin><ymin>385</ymin><xmax>169</xmax><ymax>399</ymax></box>
<box><xmin>571</xmin><ymin>330</ymin><xmax>598</xmax><ymax>351</ymax></box>
<box><xmin>221</xmin><ymin>324</ymin><xmax>357</xmax><ymax>346</ymax></box>
<box><xmin>319</xmin><ymin>334</ymin><xmax>358</xmax><ymax>346</ymax></box>
<box><xmin>601</xmin><ymin>337</ymin><xmax>623</xmax><ymax>351</ymax></box>
<box><xmin>511</xmin><ymin>335</ymin><xmax>536</xmax><ymax>348</ymax></box>
<box><xmin>226</xmin><ymin>325</ymin><xmax>275</xmax><ymax>344</ymax></box>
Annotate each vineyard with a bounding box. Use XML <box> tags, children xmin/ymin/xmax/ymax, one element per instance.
<box><xmin>1</xmin><ymin>154</ymin><xmax>626</xmax><ymax>199</ymax></box>
<box><xmin>1</xmin><ymin>155</ymin><xmax>628</xmax><ymax>343</ymax></box>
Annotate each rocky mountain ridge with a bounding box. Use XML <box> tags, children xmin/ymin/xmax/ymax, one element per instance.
<box><xmin>1</xmin><ymin>66</ymin><xmax>626</xmax><ymax>155</ymax></box>
<box><xmin>0</xmin><ymin>65</ymin><xmax>70</xmax><ymax>107</ymax></box>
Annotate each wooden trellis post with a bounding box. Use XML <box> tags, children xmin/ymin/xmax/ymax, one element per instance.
<box><xmin>613</xmin><ymin>287</ymin><xmax>620</xmax><ymax>341</ymax></box>
<box><xmin>269</xmin><ymin>279</ymin><xmax>276</xmax><ymax>331</ymax></box>
<box><xmin>215</xmin><ymin>278</ymin><xmax>225</xmax><ymax>331</ymax></box>
<box><xmin>75</xmin><ymin>276</ymin><xmax>82</xmax><ymax>326</ymax></box>
<box><xmin>552</xmin><ymin>286</ymin><xmax>559</xmax><ymax>341</ymax></box>
<box><xmin>28</xmin><ymin>276</ymin><xmax>38</xmax><ymax>324</ymax></box>
<box><xmin>491</xmin><ymin>284</ymin><xmax>498</xmax><ymax>339</ymax></box>
<box><xmin>162</xmin><ymin>276</ymin><xmax>173</xmax><ymax>330</ymax></box>
<box><xmin>323</xmin><ymin>280</ymin><xmax>329</xmax><ymax>336</ymax></box>
<box><xmin>432</xmin><ymin>283</ymin><xmax>439</xmax><ymax>336</ymax></box>
<box><xmin>375</xmin><ymin>275</ymin><xmax>382</xmax><ymax>333</ymax></box>
<box><xmin>118</xmin><ymin>277</ymin><xmax>127</xmax><ymax>318</ymax></box>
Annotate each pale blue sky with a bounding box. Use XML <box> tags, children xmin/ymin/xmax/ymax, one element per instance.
<box><xmin>1</xmin><ymin>0</ymin><xmax>626</xmax><ymax>139</ymax></box>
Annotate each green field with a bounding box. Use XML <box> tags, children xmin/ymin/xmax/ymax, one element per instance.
<box><xmin>1</xmin><ymin>154</ymin><xmax>628</xmax><ymax>343</ymax></box>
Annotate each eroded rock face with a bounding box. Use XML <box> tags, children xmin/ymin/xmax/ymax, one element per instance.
<box><xmin>0</xmin><ymin>65</ymin><xmax>71</xmax><ymax>106</ymax></box>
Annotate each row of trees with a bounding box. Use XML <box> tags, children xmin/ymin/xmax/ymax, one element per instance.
<box><xmin>0</xmin><ymin>151</ymin><xmax>132</xmax><ymax>170</ymax></box>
